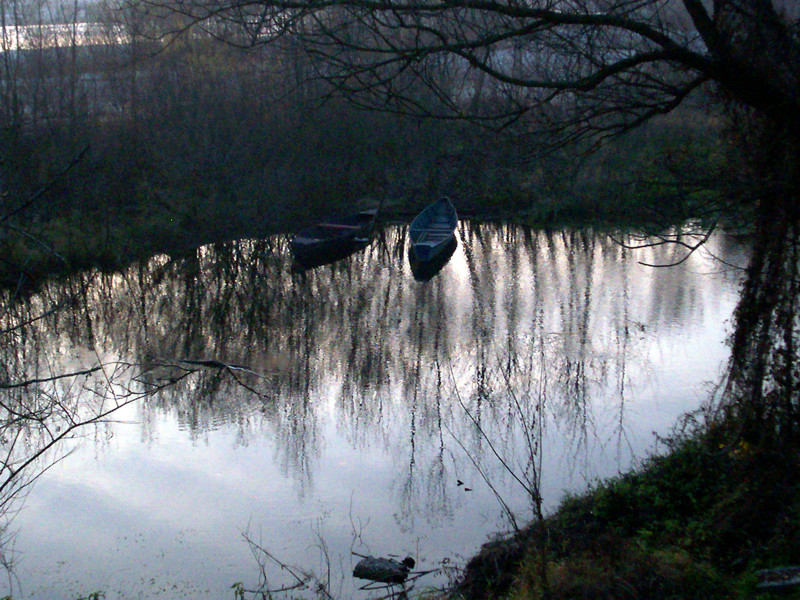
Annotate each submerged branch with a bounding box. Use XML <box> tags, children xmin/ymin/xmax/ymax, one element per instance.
<box><xmin>610</xmin><ymin>223</ymin><xmax>717</xmax><ymax>268</ymax></box>
<box><xmin>0</xmin><ymin>366</ymin><xmax>105</xmax><ymax>390</ymax></box>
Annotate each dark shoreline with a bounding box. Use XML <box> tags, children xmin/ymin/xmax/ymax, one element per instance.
<box><xmin>0</xmin><ymin>198</ymin><xmax>741</xmax><ymax>298</ymax></box>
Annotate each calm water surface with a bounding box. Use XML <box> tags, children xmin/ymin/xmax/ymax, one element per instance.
<box><xmin>0</xmin><ymin>223</ymin><xmax>748</xmax><ymax>599</ymax></box>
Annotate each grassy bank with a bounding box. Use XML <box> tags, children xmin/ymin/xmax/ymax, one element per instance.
<box><xmin>454</xmin><ymin>416</ymin><xmax>800</xmax><ymax>600</ymax></box>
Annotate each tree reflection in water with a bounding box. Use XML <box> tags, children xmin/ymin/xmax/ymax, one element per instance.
<box><xmin>0</xmin><ymin>223</ymin><xmax>747</xmax><ymax>597</ymax></box>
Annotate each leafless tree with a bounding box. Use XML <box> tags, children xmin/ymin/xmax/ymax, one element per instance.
<box><xmin>144</xmin><ymin>0</ymin><xmax>798</xmax><ymax>141</ymax></box>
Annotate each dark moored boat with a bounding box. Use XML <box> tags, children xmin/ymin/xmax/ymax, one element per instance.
<box><xmin>409</xmin><ymin>197</ymin><xmax>458</xmax><ymax>263</ymax></box>
<box><xmin>290</xmin><ymin>207</ymin><xmax>378</xmax><ymax>269</ymax></box>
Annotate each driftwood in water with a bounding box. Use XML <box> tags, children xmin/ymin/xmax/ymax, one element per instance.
<box><xmin>352</xmin><ymin>555</ymin><xmax>415</xmax><ymax>584</ymax></box>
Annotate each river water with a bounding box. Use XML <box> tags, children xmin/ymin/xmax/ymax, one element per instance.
<box><xmin>0</xmin><ymin>223</ymin><xmax>748</xmax><ymax>599</ymax></box>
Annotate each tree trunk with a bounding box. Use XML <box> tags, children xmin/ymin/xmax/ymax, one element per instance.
<box><xmin>726</xmin><ymin>126</ymin><xmax>800</xmax><ymax>444</ymax></box>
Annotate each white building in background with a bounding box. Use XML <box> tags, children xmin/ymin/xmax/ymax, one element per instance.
<box><xmin>1</xmin><ymin>21</ymin><xmax>127</xmax><ymax>52</ymax></box>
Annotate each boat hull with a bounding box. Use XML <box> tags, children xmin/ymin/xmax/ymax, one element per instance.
<box><xmin>409</xmin><ymin>237</ymin><xmax>457</xmax><ymax>281</ymax></box>
<box><xmin>291</xmin><ymin>237</ymin><xmax>371</xmax><ymax>271</ymax></box>
<box><xmin>290</xmin><ymin>208</ymin><xmax>378</xmax><ymax>270</ymax></box>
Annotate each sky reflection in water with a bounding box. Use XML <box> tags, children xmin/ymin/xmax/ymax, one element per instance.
<box><xmin>0</xmin><ymin>223</ymin><xmax>748</xmax><ymax>599</ymax></box>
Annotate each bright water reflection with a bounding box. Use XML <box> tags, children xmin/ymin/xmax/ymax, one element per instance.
<box><xmin>0</xmin><ymin>223</ymin><xmax>748</xmax><ymax>599</ymax></box>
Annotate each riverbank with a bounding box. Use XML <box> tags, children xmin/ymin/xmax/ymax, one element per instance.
<box><xmin>0</xmin><ymin>176</ymin><xmax>738</xmax><ymax>297</ymax></box>
<box><xmin>0</xmin><ymin>99</ymin><xmax>738</xmax><ymax>295</ymax></box>
<box><xmin>452</xmin><ymin>414</ymin><xmax>800</xmax><ymax>599</ymax></box>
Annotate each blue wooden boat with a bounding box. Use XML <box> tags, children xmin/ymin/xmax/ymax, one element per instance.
<box><xmin>408</xmin><ymin>197</ymin><xmax>457</xmax><ymax>263</ymax></box>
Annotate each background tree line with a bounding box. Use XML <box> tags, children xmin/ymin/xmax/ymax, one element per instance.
<box><xmin>0</xmin><ymin>0</ymin><xmax>475</xmax><ymax>282</ymax></box>
<box><xmin>0</xmin><ymin>0</ymin><xmax>731</xmax><ymax>289</ymax></box>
